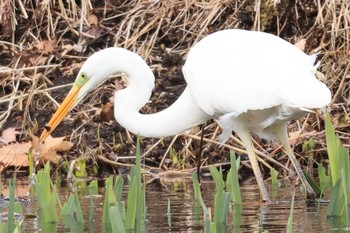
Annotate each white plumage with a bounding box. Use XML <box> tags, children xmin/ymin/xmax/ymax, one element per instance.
<box><xmin>40</xmin><ymin>29</ymin><xmax>331</xmax><ymax>201</ymax></box>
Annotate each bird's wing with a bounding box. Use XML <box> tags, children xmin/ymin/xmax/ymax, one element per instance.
<box><xmin>182</xmin><ymin>29</ymin><xmax>331</xmax><ymax>117</ymax></box>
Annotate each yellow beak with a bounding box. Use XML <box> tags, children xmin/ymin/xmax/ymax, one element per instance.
<box><xmin>40</xmin><ymin>85</ymin><xmax>81</xmax><ymax>142</ymax></box>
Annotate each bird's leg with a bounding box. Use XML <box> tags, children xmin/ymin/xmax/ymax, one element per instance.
<box><xmin>236</xmin><ymin>130</ymin><xmax>270</xmax><ymax>202</ymax></box>
<box><xmin>274</xmin><ymin>124</ymin><xmax>315</xmax><ymax>199</ymax></box>
<box><xmin>197</xmin><ymin>123</ymin><xmax>206</xmax><ymax>177</ymax></box>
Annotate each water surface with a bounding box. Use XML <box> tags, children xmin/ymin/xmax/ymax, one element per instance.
<box><xmin>1</xmin><ymin>177</ymin><xmax>337</xmax><ymax>232</ymax></box>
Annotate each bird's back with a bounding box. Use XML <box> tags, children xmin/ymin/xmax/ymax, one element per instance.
<box><xmin>183</xmin><ymin>29</ymin><xmax>331</xmax><ymax>117</ymax></box>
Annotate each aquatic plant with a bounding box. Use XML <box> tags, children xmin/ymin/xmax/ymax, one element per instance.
<box><xmin>192</xmin><ymin>150</ymin><xmax>243</xmax><ymax>231</ymax></box>
<box><xmin>209</xmin><ymin>166</ymin><xmax>231</xmax><ymax>224</ymax></box>
<box><xmin>226</xmin><ymin>151</ymin><xmax>242</xmax><ymax>204</ymax></box>
<box><xmin>61</xmin><ymin>192</ymin><xmax>84</xmax><ymax>223</ymax></box>
<box><xmin>102</xmin><ymin>136</ymin><xmax>145</xmax><ymax>233</ymax></box>
<box><xmin>325</xmin><ymin>113</ymin><xmax>350</xmax><ymax>226</ymax></box>
<box><xmin>7</xmin><ymin>177</ymin><xmax>15</xmax><ymax>233</ymax></box>
<box><xmin>0</xmin><ymin>177</ymin><xmax>24</xmax><ymax>233</ymax></box>
<box><xmin>192</xmin><ymin>172</ymin><xmax>211</xmax><ymax>232</ymax></box>
<box><xmin>286</xmin><ymin>190</ymin><xmax>296</xmax><ymax>233</ymax></box>
<box><xmin>34</xmin><ymin>163</ymin><xmax>58</xmax><ymax>224</ymax></box>
<box><xmin>74</xmin><ymin>159</ymin><xmax>87</xmax><ymax>178</ymax></box>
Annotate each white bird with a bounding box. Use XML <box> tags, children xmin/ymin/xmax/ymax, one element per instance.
<box><xmin>40</xmin><ymin>29</ymin><xmax>331</xmax><ymax>201</ymax></box>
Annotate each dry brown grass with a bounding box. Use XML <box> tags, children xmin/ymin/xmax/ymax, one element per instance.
<box><xmin>0</xmin><ymin>0</ymin><xmax>349</xmax><ymax>175</ymax></box>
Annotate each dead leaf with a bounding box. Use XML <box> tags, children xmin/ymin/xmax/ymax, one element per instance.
<box><xmin>35</xmin><ymin>39</ymin><xmax>57</xmax><ymax>54</ymax></box>
<box><xmin>19</xmin><ymin>51</ymin><xmax>48</xmax><ymax>66</ymax></box>
<box><xmin>88</xmin><ymin>14</ymin><xmax>99</xmax><ymax>25</ymax></box>
<box><xmin>294</xmin><ymin>39</ymin><xmax>307</xmax><ymax>51</ymax></box>
<box><xmin>0</xmin><ymin>0</ymin><xmax>12</xmax><ymax>36</ymax></box>
<box><xmin>316</xmin><ymin>71</ymin><xmax>326</xmax><ymax>82</ymax></box>
<box><xmin>0</xmin><ymin>135</ymin><xmax>74</xmax><ymax>170</ymax></box>
<box><xmin>0</xmin><ymin>127</ymin><xmax>19</xmax><ymax>144</ymax></box>
<box><xmin>0</xmin><ymin>142</ymin><xmax>31</xmax><ymax>167</ymax></box>
<box><xmin>99</xmin><ymin>102</ymin><xmax>114</xmax><ymax>121</ymax></box>
<box><xmin>84</xmin><ymin>26</ymin><xmax>103</xmax><ymax>38</ymax></box>
<box><xmin>32</xmin><ymin>135</ymin><xmax>74</xmax><ymax>162</ymax></box>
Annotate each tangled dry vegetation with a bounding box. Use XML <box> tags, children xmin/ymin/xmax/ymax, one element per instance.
<box><xmin>0</xmin><ymin>0</ymin><xmax>349</xmax><ymax>178</ymax></box>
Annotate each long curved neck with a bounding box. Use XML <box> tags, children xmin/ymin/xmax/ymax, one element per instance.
<box><xmin>110</xmin><ymin>49</ymin><xmax>209</xmax><ymax>137</ymax></box>
<box><xmin>115</xmin><ymin>87</ymin><xmax>210</xmax><ymax>138</ymax></box>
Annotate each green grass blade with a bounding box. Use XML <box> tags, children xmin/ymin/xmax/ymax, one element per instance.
<box><xmin>325</xmin><ymin>113</ymin><xmax>341</xmax><ymax>186</ymax></box>
<box><xmin>270</xmin><ymin>167</ymin><xmax>278</xmax><ymax>189</ymax></box>
<box><xmin>304</xmin><ymin>171</ymin><xmax>321</xmax><ymax>197</ymax></box>
<box><xmin>113</xmin><ymin>176</ymin><xmax>124</xmax><ymax>202</ymax></box>
<box><xmin>74</xmin><ymin>192</ymin><xmax>84</xmax><ymax>223</ymax></box>
<box><xmin>341</xmin><ymin>169</ymin><xmax>350</xmax><ymax>226</ymax></box>
<box><xmin>103</xmin><ymin>176</ymin><xmax>114</xmax><ymax>224</ymax></box>
<box><xmin>62</xmin><ymin>193</ymin><xmax>74</xmax><ymax>216</ymax></box>
<box><xmin>75</xmin><ymin>159</ymin><xmax>87</xmax><ymax>177</ymax></box>
<box><xmin>228</xmin><ymin>151</ymin><xmax>242</xmax><ymax>204</ymax></box>
<box><xmin>232</xmin><ymin>205</ymin><xmax>243</xmax><ymax>233</ymax></box>
<box><xmin>209</xmin><ymin>166</ymin><xmax>224</xmax><ymax>190</ymax></box>
<box><xmin>325</xmin><ymin>113</ymin><xmax>350</xmax><ymax>217</ymax></box>
<box><xmin>167</xmin><ymin>198</ymin><xmax>171</xmax><ymax>227</ymax></box>
<box><xmin>213</xmin><ymin>190</ymin><xmax>230</xmax><ymax>223</ymax></box>
<box><xmin>14</xmin><ymin>202</ymin><xmax>23</xmax><ymax>215</ymax></box>
<box><xmin>89</xmin><ymin>196</ymin><xmax>95</xmax><ymax>223</ymax></box>
<box><xmin>286</xmin><ymin>190</ymin><xmax>296</xmax><ymax>233</ymax></box>
<box><xmin>327</xmin><ymin>178</ymin><xmax>344</xmax><ymax>216</ymax></box>
<box><xmin>135</xmin><ymin>136</ymin><xmax>143</xmax><ymax>232</ymax></box>
<box><xmin>89</xmin><ymin>180</ymin><xmax>98</xmax><ymax>196</ymax></box>
<box><xmin>192</xmin><ymin>173</ymin><xmax>211</xmax><ymax>227</ymax></box>
<box><xmin>318</xmin><ymin>163</ymin><xmax>331</xmax><ymax>188</ymax></box>
<box><xmin>7</xmin><ymin>177</ymin><xmax>15</xmax><ymax>233</ymax></box>
<box><xmin>109</xmin><ymin>205</ymin><xmax>126</xmax><ymax>233</ymax></box>
<box><xmin>125</xmin><ymin>178</ymin><xmax>137</xmax><ymax>229</ymax></box>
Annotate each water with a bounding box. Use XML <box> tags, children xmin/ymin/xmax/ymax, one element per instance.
<box><xmin>0</xmin><ymin>177</ymin><xmax>339</xmax><ymax>232</ymax></box>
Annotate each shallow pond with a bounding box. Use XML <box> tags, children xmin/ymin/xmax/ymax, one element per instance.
<box><xmin>0</xmin><ymin>177</ymin><xmax>342</xmax><ymax>232</ymax></box>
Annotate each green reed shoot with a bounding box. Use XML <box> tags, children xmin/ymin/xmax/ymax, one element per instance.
<box><xmin>106</xmin><ymin>185</ymin><xmax>126</xmax><ymax>233</ymax></box>
<box><xmin>125</xmin><ymin>137</ymin><xmax>143</xmax><ymax>231</ymax></box>
<box><xmin>167</xmin><ymin>199</ymin><xmax>171</xmax><ymax>227</ymax></box>
<box><xmin>226</xmin><ymin>151</ymin><xmax>242</xmax><ymax>204</ymax></box>
<box><xmin>61</xmin><ymin>192</ymin><xmax>84</xmax><ymax>223</ymax></box>
<box><xmin>210</xmin><ymin>166</ymin><xmax>230</xmax><ymax>224</ymax></box>
<box><xmin>102</xmin><ymin>136</ymin><xmax>144</xmax><ymax>233</ymax></box>
<box><xmin>89</xmin><ymin>180</ymin><xmax>98</xmax><ymax>196</ymax></box>
<box><xmin>325</xmin><ymin>113</ymin><xmax>350</xmax><ymax>220</ymax></box>
<box><xmin>7</xmin><ymin>177</ymin><xmax>15</xmax><ymax>233</ymax></box>
<box><xmin>35</xmin><ymin>163</ymin><xmax>58</xmax><ymax>223</ymax></box>
<box><xmin>304</xmin><ymin>172</ymin><xmax>322</xmax><ymax>197</ymax></box>
<box><xmin>113</xmin><ymin>176</ymin><xmax>124</xmax><ymax>202</ymax></box>
<box><xmin>192</xmin><ymin>173</ymin><xmax>211</xmax><ymax>232</ymax></box>
<box><xmin>270</xmin><ymin>167</ymin><xmax>278</xmax><ymax>189</ymax></box>
<box><xmin>74</xmin><ymin>159</ymin><xmax>87</xmax><ymax>177</ymax></box>
<box><xmin>317</xmin><ymin>163</ymin><xmax>331</xmax><ymax>189</ymax></box>
<box><xmin>286</xmin><ymin>190</ymin><xmax>296</xmax><ymax>233</ymax></box>
<box><xmin>88</xmin><ymin>180</ymin><xmax>98</xmax><ymax>223</ymax></box>
<box><xmin>2</xmin><ymin>177</ymin><xmax>24</xmax><ymax>233</ymax></box>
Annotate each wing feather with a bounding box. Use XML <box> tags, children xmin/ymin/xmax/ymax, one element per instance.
<box><xmin>182</xmin><ymin>29</ymin><xmax>331</xmax><ymax>116</ymax></box>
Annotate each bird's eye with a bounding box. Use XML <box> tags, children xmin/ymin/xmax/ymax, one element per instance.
<box><xmin>74</xmin><ymin>71</ymin><xmax>90</xmax><ymax>87</ymax></box>
<box><xmin>81</xmin><ymin>72</ymin><xmax>88</xmax><ymax>80</ymax></box>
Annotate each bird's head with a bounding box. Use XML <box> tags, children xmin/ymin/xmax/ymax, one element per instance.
<box><xmin>39</xmin><ymin>47</ymin><xmax>154</xmax><ymax>142</ymax></box>
<box><xmin>39</xmin><ymin>50</ymin><xmax>112</xmax><ymax>142</ymax></box>
<box><xmin>39</xmin><ymin>70</ymin><xmax>92</xmax><ymax>142</ymax></box>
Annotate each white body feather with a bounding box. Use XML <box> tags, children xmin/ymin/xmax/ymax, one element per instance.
<box><xmin>77</xmin><ymin>29</ymin><xmax>331</xmax><ymax>141</ymax></box>
<box><xmin>183</xmin><ymin>29</ymin><xmax>331</xmax><ymax>141</ymax></box>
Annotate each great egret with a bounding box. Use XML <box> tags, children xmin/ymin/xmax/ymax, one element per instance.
<box><xmin>40</xmin><ymin>29</ymin><xmax>331</xmax><ymax>201</ymax></box>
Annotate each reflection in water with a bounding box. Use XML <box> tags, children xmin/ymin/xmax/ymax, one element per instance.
<box><xmin>3</xmin><ymin>178</ymin><xmax>333</xmax><ymax>232</ymax></box>
<box><xmin>143</xmin><ymin>179</ymin><xmax>331</xmax><ymax>232</ymax></box>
